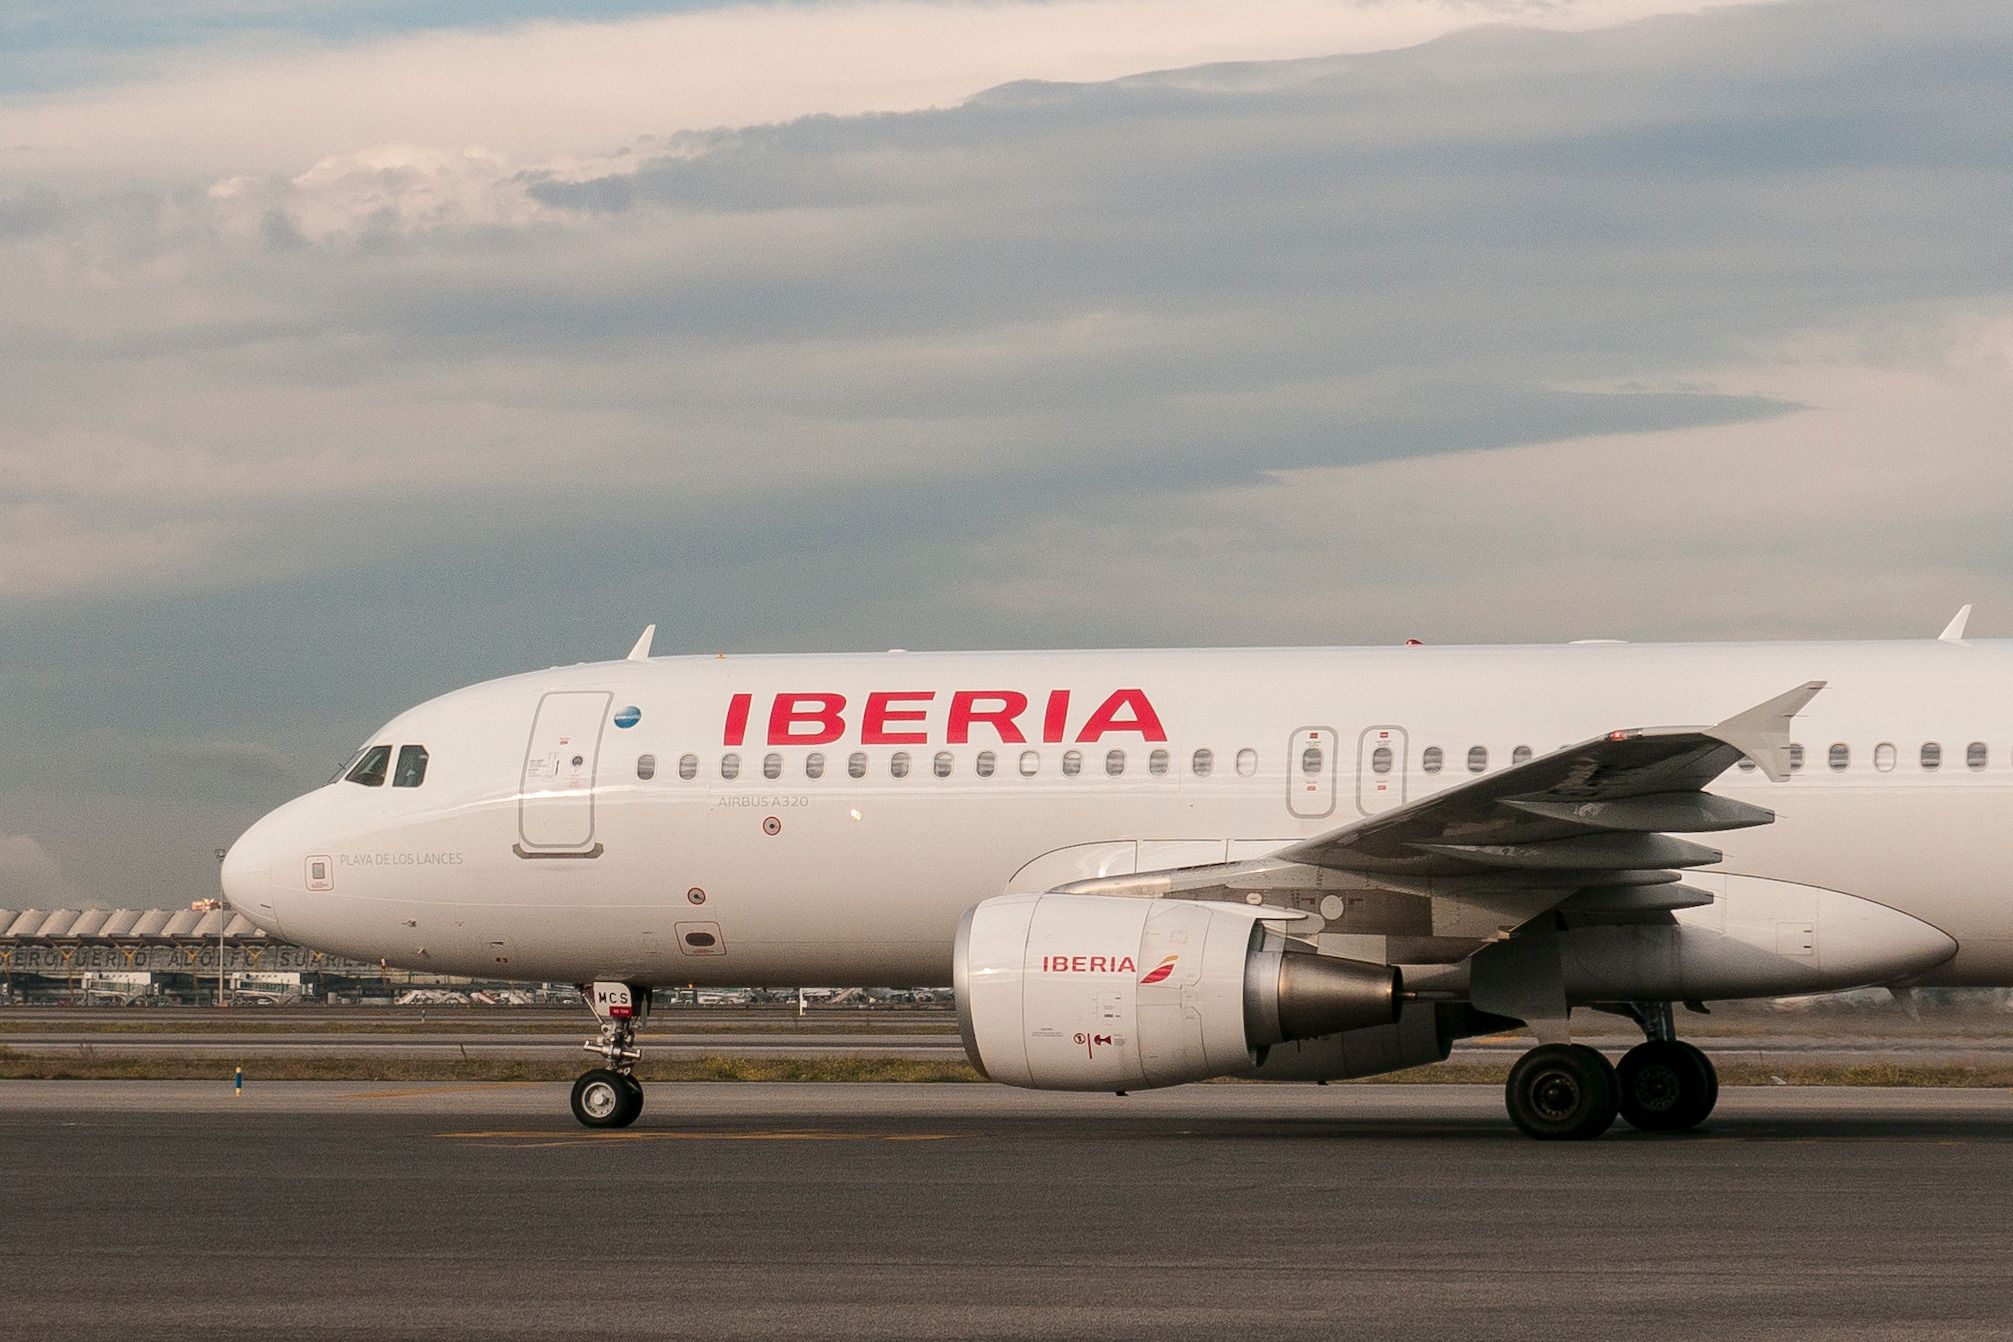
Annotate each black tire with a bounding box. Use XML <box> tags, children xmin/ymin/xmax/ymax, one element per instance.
<box><xmin>1679</xmin><ymin>1040</ymin><xmax>1719</xmax><ymax>1124</ymax></box>
<box><xmin>1617</xmin><ymin>1039</ymin><xmax>1715</xmax><ymax>1132</ymax></box>
<box><xmin>1505</xmin><ymin>1043</ymin><xmax>1620</xmax><ymax>1141</ymax></box>
<box><xmin>1617</xmin><ymin>1040</ymin><xmax>1708</xmax><ymax>1131</ymax></box>
<box><xmin>571</xmin><ymin>1068</ymin><xmax>638</xmax><ymax>1129</ymax></box>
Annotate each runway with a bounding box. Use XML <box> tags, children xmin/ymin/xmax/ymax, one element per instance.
<box><xmin>3</xmin><ymin>1082</ymin><xmax>2010</xmax><ymax>1340</ymax></box>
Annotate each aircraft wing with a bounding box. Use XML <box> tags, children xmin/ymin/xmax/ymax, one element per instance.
<box><xmin>1057</xmin><ymin>681</ymin><xmax>1825</xmax><ymax>946</ymax></box>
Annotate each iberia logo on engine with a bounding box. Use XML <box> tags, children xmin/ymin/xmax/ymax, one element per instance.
<box><xmin>1139</xmin><ymin>955</ymin><xmax>1179</xmax><ymax>985</ymax></box>
<box><xmin>1041</xmin><ymin>955</ymin><xmax>1137</xmax><ymax>973</ymax></box>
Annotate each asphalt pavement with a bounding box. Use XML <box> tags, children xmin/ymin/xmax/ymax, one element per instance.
<box><xmin>2</xmin><ymin>1081</ymin><xmax>2009</xmax><ymax>1340</ymax></box>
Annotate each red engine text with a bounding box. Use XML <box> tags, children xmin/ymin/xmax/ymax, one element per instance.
<box><xmin>1041</xmin><ymin>955</ymin><xmax>1139</xmax><ymax>974</ymax></box>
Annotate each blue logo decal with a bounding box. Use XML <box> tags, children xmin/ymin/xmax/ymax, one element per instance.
<box><xmin>614</xmin><ymin>705</ymin><xmax>642</xmax><ymax>729</ymax></box>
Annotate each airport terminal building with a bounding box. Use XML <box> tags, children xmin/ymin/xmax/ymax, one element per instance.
<box><xmin>0</xmin><ymin>906</ymin><xmax>488</xmax><ymax>1004</ymax></box>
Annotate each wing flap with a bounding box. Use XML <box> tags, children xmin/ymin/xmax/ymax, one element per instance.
<box><xmin>1411</xmin><ymin>832</ymin><xmax>1723</xmax><ymax>871</ymax></box>
<box><xmin>1499</xmin><ymin>792</ymin><xmax>1774</xmax><ymax>833</ymax></box>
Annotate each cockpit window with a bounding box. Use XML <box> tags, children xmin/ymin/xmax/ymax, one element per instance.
<box><xmin>345</xmin><ymin>744</ymin><xmax>392</xmax><ymax>787</ymax></box>
<box><xmin>330</xmin><ymin>745</ymin><xmax>369</xmax><ymax>785</ymax></box>
<box><xmin>392</xmin><ymin>744</ymin><xmax>429</xmax><ymax>788</ymax></box>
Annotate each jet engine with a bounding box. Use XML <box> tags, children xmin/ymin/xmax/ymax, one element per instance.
<box><xmin>955</xmin><ymin>892</ymin><xmax>1400</xmax><ymax>1090</ymax></box>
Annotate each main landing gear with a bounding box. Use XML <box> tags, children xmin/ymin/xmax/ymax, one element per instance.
<box><xmin>1502</xmin><ymin>1002</ymin><xmax>1718</xmax><ymax>1141</ymax></box>
<box><xmin>571</xmin><ymin>981</ymin><xmax>648</xmax><ymax>1129</ymax></box>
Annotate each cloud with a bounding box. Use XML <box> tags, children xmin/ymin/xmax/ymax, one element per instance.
<box><xmin>8</xmin><ymin>1</ymin><xmax>2004</xmax><ymax>617</ymax></box>
<box><xmin>1</xmin><ymin>0</ymin><xmax>1763</xmax><ymax>183</ymax></box>
<box><xmin>0</xmin><ymin>835</ymin><xmax>89</xmax><ymax>909</ymax></box>
<box><xmin>209</xmin><ymin>144</ymin><xmax>545</xmax><ymax>243</ymax></box>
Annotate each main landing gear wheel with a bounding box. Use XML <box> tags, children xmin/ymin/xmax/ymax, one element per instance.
<box><xmin>571</xmin><ymin>1068</ymin><xmax>643</xmax><ymax>1129</ymax></box>
<box><xmin>1505</xmin><ymin>1043</ymin><xmax>1620</xmax><ymax>1141</ymax></box>
<box><xmin>1617</xmin><ymin>1039</ymin><xmax>1717</xmax><ymax>1133</ymax></box>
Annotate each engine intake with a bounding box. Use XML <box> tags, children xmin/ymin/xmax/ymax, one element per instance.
<box><xmin>955</xmin><ymin>892</ymin><xmax>1400</xmax><ymax>1091</ymax></box>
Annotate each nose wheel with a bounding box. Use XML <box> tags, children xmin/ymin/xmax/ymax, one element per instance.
<box><xmin>573</xmin><ymin>980</ymin><xmax>649</xmax><ymax>1130</ymax></box>
<box><xmin>571</xmin><ymin>1068</ymin><xmax>644</xmax><ymax>1128</ymax></box>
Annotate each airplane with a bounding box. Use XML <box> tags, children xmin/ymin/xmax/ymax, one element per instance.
<box><xmin>221</xmin><ymin>617</ymin><xmax>1999</xmax><ymax>1139</ymax></box>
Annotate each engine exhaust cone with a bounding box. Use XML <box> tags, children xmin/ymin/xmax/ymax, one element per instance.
<box><xmin>1249</xmin><ymin>950</ymin><xmax>1402</xmax><ymax>1047</ymax></box>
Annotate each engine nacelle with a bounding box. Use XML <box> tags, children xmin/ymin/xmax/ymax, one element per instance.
<box><xmin>955</xmin><ymin>892</ymin><xmax>1400</xmax><ymax>1090</ymax></box>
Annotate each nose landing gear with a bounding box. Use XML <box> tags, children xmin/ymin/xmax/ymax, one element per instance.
<box><xmin>572</xmin><ymin>981</ymin><xmax>648</xmax><ymax>1129</ymax></box>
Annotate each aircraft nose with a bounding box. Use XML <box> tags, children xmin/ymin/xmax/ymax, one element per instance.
<box><xmin>221</xmin><ymin>812</ymin><xmax>292</xmax><ymax>940</ymax></box>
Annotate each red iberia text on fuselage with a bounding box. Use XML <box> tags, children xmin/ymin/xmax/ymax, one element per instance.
<box><xmin>721</xmin><ymin>689</ymin><xmax>1167</xmax><ymax>747</ymax></box>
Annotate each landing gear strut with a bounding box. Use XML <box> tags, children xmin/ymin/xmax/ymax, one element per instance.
<box><xmin>571</xmin><ymin>981</ymin><xmax>648</xmax><ymax>1129</ymax></box>
<box><xmin>1614</xmin><ymin>1002</ymin><xmax>1717</xmax><ymax>1133</ymax></box>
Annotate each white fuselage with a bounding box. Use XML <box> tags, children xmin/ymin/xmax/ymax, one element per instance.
<box><xmin>221</xmin><ymin>640</ymin><xmax>2013</xmax><ymax>991</ymax></box>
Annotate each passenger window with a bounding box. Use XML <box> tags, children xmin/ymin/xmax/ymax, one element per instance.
<box><xmin>392</xmin><ymin>744</ymin><xmax>429</xmax><ymax>788</ymax></box>
<box><xmin>1874</xmin><ymin>743</ymin><xmax>1896</xmax><ymax>772</ymax></box>
<box><xmin>1192</xmin><ymin>748</ymin><xmax>1214</xmax><ymax>777</ymax></box>
<box><xmin>1018</xmin><ymin>750</ymin><xmax>1040</xmax><ymax>777</ymax></box>
<box><xmin>678</xmin><ymin>754</ymin><xmax>698</xmax><ymax>781</ymax></box>
<box><xmin>720</xmin><ymin>753</ymin><xmax>741</xmax><ymax>780</ymax></box>
<box><xmin>848</xmin><ymin>752</ymin><xmax>868</xmax><ymax>779</ymax></box>
<box><xmin>806</xmin><ymin>752</ymin><xmax>825</xmax><ymax>780</ymax></box>
<box><xmin>1421</xmin><ymin>746</ymin><xmax>1443</xmax><ymax>774</ymax></box>
<box><xmin>1511</xmin><ymin>745</ymin><xmax>1532</xmax><ymax>766</ymax></box>
<box><xmin>1968</xmin><ymin>742</ymin><xmax>1988</xmax><ymax>770</ymax></box>
<box><xmin>934</xmin><ymin>751</ymin><xmax>954</xmax><ymax>778</ymax></box>
<box><xmin>1106</xmin><ymin>749</ymin><xmax>1126</xmax><ymax>777</ymax></box>
<box><xmin>1788</xmin><ymin>744</ymin><xmax>1804</xmax><ymax>772</ymax></box>
<box><xmin>1062</xmin><ymin>750</ymin><xmax>1083</xmax><ymax>777</ymax></box>
<box><xmin>1370</xmin><ymin>746</ymin><xmax>1393</xmax><ymax>775</ymax></box>
<box><xmin>1467</xmin><ymin>746</ymin><xmax>1487</xmax><ymax>773</ymax></box>
<box><xmin>635</xmin><ymin>753</ymin><xmax>656</xmax><ymax>781</ymax></box>
<box><xmin>1148</xmin><ymin>749</ymin><xmax>1169</xmax><ymax>777</ymax></box>
<box><xmin>1828</xmin><ymin>743</ymin><xmax>1849</xmax><ymax>771</ymax></box>
<box><xmin>1302</xmin><ymin>746</ymin><xmax>1324</xmax><ymax>775</ymax></box>
<box><xmin>890</xmin><ymin>752</ymin><xmax>911</xmax><ymax>779</ymax></box>
<box><xmin>1921</xmin><ymin>742</ymin><xmax>1941</xmax><ymax>771</ymax></box>
<box><xmin>345</xmin><ymin>744</ymin><xmax>392</xmax><ymax>787</ymax></box>
<box><xmin>976</xmin><ymin>751</ymin><xmax>996</xmax><ymax>778</ymax></box>
<box><xmin>1235</xmin><ymin>748</ymin><xmax>1257</xmax><ymax>777</ymax></box>
<box><xmin>763</xmin><ymin>753</ymin><xmax>782</xmax><ymax>780</ymax></box>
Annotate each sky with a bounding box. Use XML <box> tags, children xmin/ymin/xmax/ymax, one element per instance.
<box><xmin>4</xmin><ymin>0</ymin><xmax>2012</xmax><ymax>908</ymax></box>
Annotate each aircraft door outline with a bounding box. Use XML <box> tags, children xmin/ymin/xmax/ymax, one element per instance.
<box><xmin>517</xmin><ymin>690</ymin><xmax>613</xmax><ymax>858</ymax></box>
<box><xmin>1356</xmin><ymin>725</ymin><xmax>1408</xmax><ymax>816</ymax></box>
<box><xmin>1287</xmin><ymin>726</ymin><xmax>1338</xmax><ymax>820</ymax></box>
